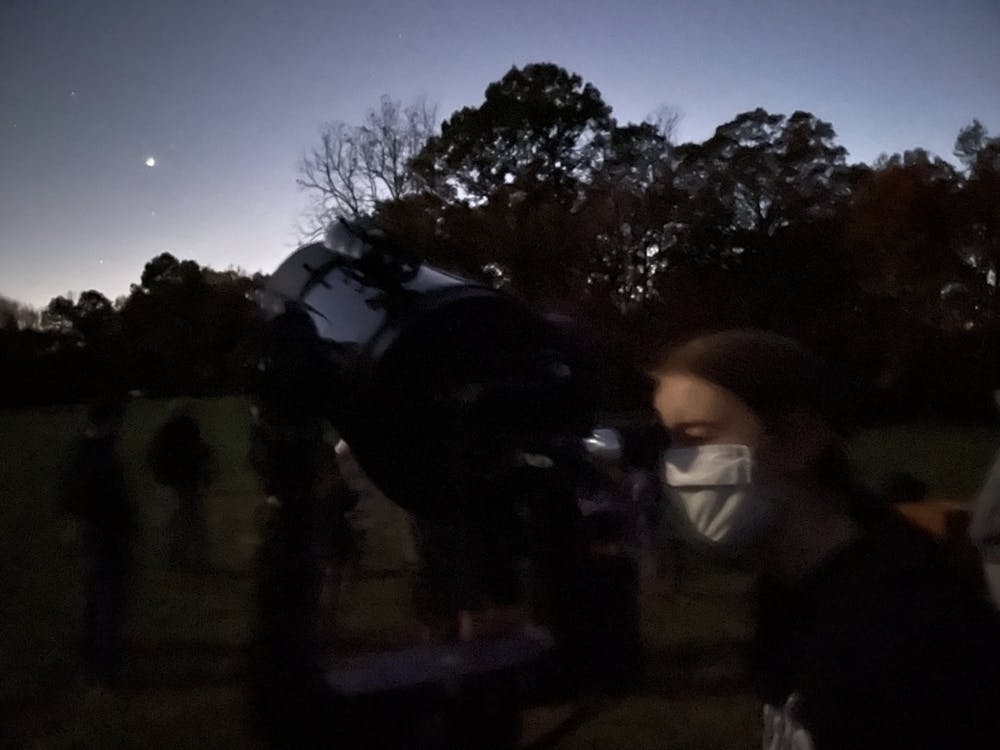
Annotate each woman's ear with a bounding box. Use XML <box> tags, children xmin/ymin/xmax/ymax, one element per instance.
<box><xmin>765</xmin><ymin>409</ymin><xmax>833</xmax><ymax>475</ymax></box>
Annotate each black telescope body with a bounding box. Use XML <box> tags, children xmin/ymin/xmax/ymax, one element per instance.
<box><xmin>259</xmin><ymin>220</ymin><xmax>596</xmax><ymax>520</ymax></box>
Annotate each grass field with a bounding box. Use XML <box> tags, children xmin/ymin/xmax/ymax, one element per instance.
<box><xmin>1</xmin><ymin>397</ymin><xmax>997</xmax><ymax>749</ymax></box>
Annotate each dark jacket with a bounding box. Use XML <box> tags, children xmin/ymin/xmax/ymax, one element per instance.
<box><xmin>753</xmin><ymin>514</ymin><xmax>1000</xmax><ymax>749</ymax></box>
<box><xmin>148</xmin><ymin>415</ymin><xmax>213</xmax><ymax>492</ymax></box>
<box><xmin>63</xmin><ymin>432</ymin><xmax>133</xmax><ymax>560</ymax></box>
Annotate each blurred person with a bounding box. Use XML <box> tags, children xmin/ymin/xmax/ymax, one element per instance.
<box><xmin>147</xmin><ymin>406</ymin><xmax>214</xmax><ymax>568</ymax></box>
<box><xmin>583</xmin><ymin>429</ymin><xmax>646</xmax><ymax>563</ymax></box>
<box><xmin>617</xmin><ymin>423</ymin><xmax>672</xmax><ymax>584</ymax></box>
<box><xmin>61</xmin><ymin>395</ymin><xmax>134</xmax><ymax>687</ymax></box>
<box><xmin>408</xmin><ymin>498</ymin><xmax>524</xmax><ymax>645</ymax></box>
<box><xmin>310</xmin><ymin>436</ymin><xmax>360</xmax><ymax>639</ymax></box>
<box><xmin>246</xmin><ymin>391</ymin><xmax>330</xmax><ymax>747</ymax></box>
<box><xmin>622</xmin><ymin>422</ymin><xmax>684</xmax><ymax>593</ymax></box>
<box><xmin>971</xmin><ymin>447</ymin><xmax>1000</xmax><ymax>609</ymax></box>
<box><xmin>881</xmin><ymin>471</ymin><xmax>982</xmax><ymax>580</ymax></box>
<box><xmin>573</xmin><ymin>442</ymin><xmax>644</xmax><ymax>693</ymax></box>
<box><xmin>331</xmin><ymin>440</ymin><xmax>528</xmax><ymax>747</ymax></box>
<box><xmin>331</xmin><ymin>439</ymin><xmax>378</xmax><ymax>563</ymax></box>
<box><xmin>650</xmin><ymin>329</ymin><xmax>1000</xmax><ymax>750</ymax></box>
<box><xmin>333</xmin><ymin>438</ymin><xmax>482</xmax><ymax>642</ymax></box>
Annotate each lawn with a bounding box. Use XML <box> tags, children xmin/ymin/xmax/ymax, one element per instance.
<box><xmin>1</xmin><ymin>397</ymin><xmax>997</xmax><ymax>749</ymax></box>
<box><xmin>851</xmin><ymin>423</ymin><xmax>1000</xmax><ymax>498</ymax></box>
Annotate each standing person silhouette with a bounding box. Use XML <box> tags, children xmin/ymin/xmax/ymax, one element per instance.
<box><xmin>148</xmin><ymin>406</ymin><xmax>214</xmax><ymax>568</ymax></box>
<box><xmin>62</xmin><ymin>396</ymin><xmax>134</xmax><ymax>687</ymax></box>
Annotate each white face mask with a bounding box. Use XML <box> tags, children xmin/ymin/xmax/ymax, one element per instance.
<box><xmin>662</xmin><ymin>444</ymin><xmax>776</xmax><ymax>555</ymax></box>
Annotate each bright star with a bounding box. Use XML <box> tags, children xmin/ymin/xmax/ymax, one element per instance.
<box><xmin>145</xmin><ymin>156</ymin><xmax>156</xmax><ymax>167</ymax></box>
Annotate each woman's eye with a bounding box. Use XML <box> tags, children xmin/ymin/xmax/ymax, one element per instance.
<box><xmin>683</xmin><ymin>428</ymin><xmax>716</xmax><ymax>446</ymax></box>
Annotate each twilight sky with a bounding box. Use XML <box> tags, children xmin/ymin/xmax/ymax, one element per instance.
<box><xmin>1</xmin><ymin>0</ymin><xmax>998</xmax><ymax>308</ymax></box>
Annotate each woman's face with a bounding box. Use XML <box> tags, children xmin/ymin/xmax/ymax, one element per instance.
<box><xmin>652</xmin><ymin>372</ymin><xmax>765</xmax><ymax>451</ymax></box>
<box><xmin>653</xmin><ymin>371</ymin><xmax>831</xmax><ymax>481</ymax></box>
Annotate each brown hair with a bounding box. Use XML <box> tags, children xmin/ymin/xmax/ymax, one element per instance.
<box><xmin>652</xmin><ymin>329</ymin><xmax>847</xmax><ymax>434</ymax></box>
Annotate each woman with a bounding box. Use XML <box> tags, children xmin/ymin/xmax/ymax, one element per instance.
<box><xmin>650</xmin><ymin>329</ymin><xmax>1000</xmax><ymax>750</ymax></box>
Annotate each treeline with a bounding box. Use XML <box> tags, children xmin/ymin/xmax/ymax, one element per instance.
<box><xmin>3</xmin><ymin>61</ymin><xmax>999</xmax><ymax>420</ymax></box>
<box><xmin>302</xmin><ymin>63</ymin><xmax>1000</xmax><ymax>422</ymax></box>
<box><xmin>0</xmin><ymin>255</ymin><xmax>264</xmax><ymax>406</ymax></box>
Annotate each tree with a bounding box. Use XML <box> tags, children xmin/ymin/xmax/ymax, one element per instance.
<box><xmin>954</xmin><ymin>119</ymin><xmax>1000</xmax><ymax>173</ymax></box>
<box><xmin>581</xmin><ymin>121</ymin><xmax>677</xmax><ymax>308</ymax></box>
<box><xmin>41</xmin><ymin>290</ymin><xmax>117</xmax><ymax>343</ymax></box>
<box><xmin>954</xmin><ymin>121</ymin><xmax>1000</xmax><ymax>310</ymax></box>
<box><xmin>673</xmin><ymin>109</ymin><xmax>850</xmax><ymax>254</ymax></box>
<box><xmin>293</xmin><ymin>70</ymin><xmax>999</xmax><ymax>418</ymax></box>
<box><xmin>41</xmin><ymin>294</ymin><xmax>76</xmax><ymax>334</ymax></box>
<box><xmin>647</xmin><ymin>104</ymin><xmax>682</xmax><ymax>146</ymax></box>
<box><xmin>844</xmin><ymin>149</ymin><xmax>978</xmax><ymax>329</ymax></box>
<box><xmin>832</xmin><ymin>147</ymin><xmax>985</xmax><ymax>410</ymax></box>
<box><xmin>298</xmin><ymin>96</ymin><xmax>438</xmax><ymax>232</ymax></box>
<box><xmin>412</xmin><ymin>63</ymin><xmax>614</xmax><ymax>205</ymax></box>
<box><xmin>627</xmin><ymin>108</ymin><xmax>854</xmax><ymax>325</ymax></box>
<box><xmin>138</xmin><ymin>252</ymin><xmax>204</xmax><ymax>290</ymax></box>
<box><xmin>73</xmin><ymin>290</ymin><xmax>117</xmax><ymax>341</ymax></box>
<box><xmin>392</xmin><ymin>64</ymin><xmax>674</xmax><ymax>308</ymax></box>
<box><xmin>0</xmin><ymin>295</ymin><xmax>40</xmax><ymax>330</ymax></box>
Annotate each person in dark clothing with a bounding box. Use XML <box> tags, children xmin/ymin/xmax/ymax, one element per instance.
<box><xmin>650</xmin><ymin>329</ymin><xmax>1000</xmax><ymax>750</ymax></box>
<box><xmin>575</xmin><ymin>466</ymin><xmax>644</xmax><ymax>694</ymax></box>
<box><xmin>62</xmin><ymin>396</ymin><xmax>134</xmax><ymax>687</ymax></box>
<box><xmin>147</xmin><ymin>407</ymin><xmax>214</xmax><ymax>568</ymax></box>
<box><xmin>247</xmin><ymin>404</ymin><xmax>331</xmax><ymax>748</ymax></box>
<box><xmin>310</xmin><ymin>437</ymin><xmax>360</xmax><ymax>640</ymax></box>
<box><xmin>753</xmin><ymin>515</ymin><xmax>999</xmax><ymax>749</ymax></box>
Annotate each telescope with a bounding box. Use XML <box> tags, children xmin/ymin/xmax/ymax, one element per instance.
<box><xmin>250</xmin><ymin>219</ymin><xmax>632</xmax><ymax>748</ymax></box>
<box><xmin>257</xmin><ymin>218</ymin><xmax>596</xmax><ymax>520</ymax></box>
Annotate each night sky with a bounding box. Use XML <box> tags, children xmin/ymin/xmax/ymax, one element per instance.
<box><xmin>2</xmin><ymin>0</ymin><xmax>998</xmax><ymax>308</ymax></box>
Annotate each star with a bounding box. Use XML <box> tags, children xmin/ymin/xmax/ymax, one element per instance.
<box><xmin>145</xmin><ymin>156</ymin><xmax>156</xmax><ymax>167</ymax></box>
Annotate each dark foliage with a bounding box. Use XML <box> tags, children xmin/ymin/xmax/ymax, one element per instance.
<box><xmin>4</xmin><ymin>63</ymin><xmax>998</xmax><ymax>420</ymax></box>
<box><xmin>1</xmin><ymin>257</ymin><xmax>265</xmax><ymax>406</ymax></box>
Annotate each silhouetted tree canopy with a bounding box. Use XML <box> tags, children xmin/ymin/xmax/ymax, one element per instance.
<box><xmin>3</xmin><ymin>62</ymin><xmax>999</xmax><ymax>420</ymax></box>
<box><xmin>412</xmin><ymin>63</ymin><xmax>614</xmax><ymax>204</ymax></box>
<box><xmin>2</xmin><ymin>260</ymin><xmax>264</xmax><ymax>405</ymax></box>
<box><xmin>0</xmin><ymin>295</ymin><xmax>40</xmax><ymax>331</ymax></box>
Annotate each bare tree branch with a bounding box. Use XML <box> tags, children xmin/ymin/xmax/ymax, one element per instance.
<box><xmin>297</xmin><ymin>96</ymin><xmax>438</xmax><ymax>236</ymax></box>
<box><xmin>647</xmin><ymin>104</ymin><xmax>682</xmax><ymax>146</ymax></box>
